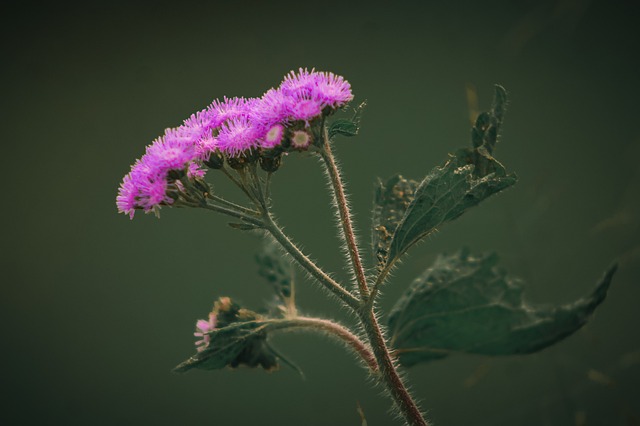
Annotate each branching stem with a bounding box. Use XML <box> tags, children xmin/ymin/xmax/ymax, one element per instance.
<box><xmin>263</xmin><ymin>214</ymin><xmax>360</xmax><ymax>310</ymax></box>
<box><xmin>319</xmin><ymin>128</ymin><xmax>370</xmax><ymax>299</ymax></box>
<box><xmin>266</xmin><ymin>316</ymin><xmax>377</xmax><ymax>373</ymax></box>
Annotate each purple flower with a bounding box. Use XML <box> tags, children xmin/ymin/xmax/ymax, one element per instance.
<box><xmin>251</xmin><ymin>88</ymin><xmax>291</xmax><ymax>126</ymax></box>
<box><xmin>116</xmin><ymin>156</ymin><xmax>176</xmax><ymax>219</ymax></box>
<box><xmin>217</xmin><ymin>116</ymin><xmax>262</xmax><ymax>156</ymax></box>
<box><xmin>208</xmin><ymin>97</ymin><xmax>255</xmax><ymax>128</ymax></box>
<box><xmin>194</xmin><ymin>313</ymin><xmax>217</xmax><ymax>352</ymax></box>
<box><xmin>186</xmin><ymin>161</ymin><xmax>207</xmax><ymax>179</ymax></box>
<box><xmin>116</xmin><ymin>172</ymin><xmax>138</xmax><ymax>219</ymax></box>
<box><xmin>262</xmin><ymin>123</ymin><xmax>285</xmax><ymax>149</ymax></box>
<box><xmin>279</xmin><ymin>68</ymin><xmax>353</xmax><ymax>124</ymax></box>
<box><xmin>311</xmin><ymin>71</ymin><xmax>354</xmax><ymax>108</ymax></box>
<box><xmin>290</xmin><ymin>130</ymin><xmax>311</xmax><ymax>149</ymax></box>
<box><xmin>179</xmin><ymin>108</ymin><xmax>216</xmax><ymax>141</ymax></box>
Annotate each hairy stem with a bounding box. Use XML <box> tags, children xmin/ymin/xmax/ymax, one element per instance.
<box><xmin>370</xmin><ymin>262</ymin><xmax>393</xmax><ymax>302</ymax></box>
<box><xmin>221</xmin><ymin>165</ymin><xmax>262</xmax><ymax>206</ymax></box>
<box><xmin>201</xmin><ymin>201</ymin><xmax>264</xmax><ymax>227</ymax></box>
<box><xmin>359</xmin><ymin>309</ymin><xmax>430</xmax><ymax>426</ymax></box>
<box><xmin>208</xmin><ymin>194</ymin><xmax>260</xmax><ymax>216</ymax></box>
<box><xmin>319</xmin><ymin>126</ymin><xmax>428</xmax><ymax>425</ymax></box>
<box><xmin>266</xmin><ymin>316</ymin><xmax>377</xmax><ymax>373</ymax></box>
<box><xmin>319</xmin><ymin>127</ymin><xmax>370</xmax><ymax>299</ymax></box>
<box><xmin>263</xmin><ymin>214</ymin><xmax>360</xmax><ymax>310</ymax></box>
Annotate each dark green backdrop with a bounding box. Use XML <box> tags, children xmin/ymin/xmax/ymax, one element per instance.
<box><xmin>3</xmin><ymin>1</ymin><xmax>639</xmax><ymax>425</ymax></box>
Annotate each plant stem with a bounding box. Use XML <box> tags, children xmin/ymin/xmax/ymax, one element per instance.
<box><xmin>319</xmin><ymin>125</ymin><xmax>429</xmax><ymax>425</ymax></box>
<box><xmin>201</xmin><ymin>201</ymin><xmax>264</xmax><ymax>227</ymax></box>
<box><xmin>208</xmin><ymin>194</ymin><xmax>260</xmax><ymax>216</ymax></box>
<box><xmin>263</xmin><ymin>214</ymin><xmax>360</xmax><ymax>310</ymax></box>
<box><xmin>319</xmin><ymin>128</ymin><xmax>370</xmax><ymax>299</ymax></box>
<box><xmin>359</xmin><ymin>309</ymin><xmax>429</xmax><ymax>426</ymax></box>
<box><xmin>266</xmin><ymin>316</ymin><xmax>377</xmax><ymax>373</ymax></box>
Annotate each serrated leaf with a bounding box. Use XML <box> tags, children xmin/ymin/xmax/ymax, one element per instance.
<box><xmin>384</xmin><ymin>149</ymin><xmax>517</xmax><ymax>267</ymax></box>
<box><xmin>387</xmin><ymin>249</ymin><xmax>617</xmax><ymax>367</ymax></box>
<box><xmin>371</xmin><ymin>175</ymin><xmax>419</xmax><ymax>271</ymax></box>
<box><xmin>471</xmin><ymin>85</ymin><xmax>507</xmax><ymax>153</ymax></box>
<box><xmin>256</xmin><ymin>240</ymin><xmax>294</xmax><ymax>300</ymax></box>
<box><xmin>174</xmin><ymin>298</ymin><xmax>280</xmax><ymax>373</ymax></box>
<box><xmin>328</xmin><ymin>119</ymin><xmax>359</xmax><ymax>138</ymax></box>
<box><xmin>378</xmin><ymin>86</ymin><xmax>515</xmax><ymax>271</ymax></box>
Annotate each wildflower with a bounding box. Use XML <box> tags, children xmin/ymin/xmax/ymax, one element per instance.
<box><xmin>194</xmin><ymin>312</ymin><xmax>217</xmax><ymax>352</ymax></box>
<box><xmin>279</xmin><ymin>68</ymin><xmax>353</xmax><ymax>124</ymax></box>
<box><xmin>262</xmin><ymin>123</ymin><xmax>285</xmax><ymax>149</ymax></box>
<box><xmin>251</xmin><ymin>89</ymin><xmax>291</xmax><ymax>127</ymax></box>
<box><xmin>208</xmin><ymin>97</ymin><xmax>255</xmax><ymax>128</ymax></box>
<box><xmin>144</xmin><ymin>130</ymin><xmax>197</xmax><ymax>174</ymax></box>
<box><xmin>311</xmin><ymin>71</ymin><xmax>354</xmax><ymax>108</ymax></box>
<box><xmin>290</xmin><ymin>130</ymin><xmax>311</xmax><ymax>149</ymax></box>
<box><xmin>186</xmin><ymin>161</ymin><xmax>206</xmax><ymax>179</ymax></box>
<box><xmin>217</xmin><ymin>116</ymin><xmax>262</xmax><ymax>156</ymax></box>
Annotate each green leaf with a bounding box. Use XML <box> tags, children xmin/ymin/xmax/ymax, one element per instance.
<box><xmin>328</xmin><ymin>119</ymin><xmax>358</xmax><ymax>139</ymax></box>
<box><xmin>471</xmin><ymin>85</ymin><xmax>507</xmax><ymax>153</ymax></box>
<box><xmin>371</xmin><ymin>175</ymin><xmax>419</xmax><ymax>271</ymax></box>
<box><xmin>378</xmin><ymin>86</ymin><xmax>516</xmax><ymax>271</ymax></box>
<box><xmin>256</xmin><ymin>240</ymin><xmax>294</xmax><ymax>300</ymax></box>
<box><xmin>387</xmin><ymin>249</ymin><xmax>617</xmax><ymax>367</ymax></box>
<box><xmin>384</xmin><ymin>149</ymin><xmax>517</xmax><ymax>267</ymax></box>
<box><xmin>328</xmin><ymin>101</ymin><xmax>366</xmax><ymax>139</ymax></box>
<box><xmin>174</xmin><ymin>298</ymin><xmax>280</xmax><ymax>373</ymax></box>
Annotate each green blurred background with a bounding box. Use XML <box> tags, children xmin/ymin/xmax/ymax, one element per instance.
<box><xmin>2</xmin><ymin>1</ymin><xmax>639</xmax><ymax>425</ymax></box>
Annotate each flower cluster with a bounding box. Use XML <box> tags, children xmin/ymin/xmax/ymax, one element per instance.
<box><xmin>194</xmin><ymin>312</ymin><xmax>217</xmax><ymax>353</ymax></box>
<box><xmin>117</xmin><ymin>68</ymin><xmax>353</xmax><ymax>219</ymax></box>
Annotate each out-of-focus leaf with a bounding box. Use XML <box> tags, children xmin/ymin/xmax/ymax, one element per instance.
<box><xmin>256</xmin><ymin>240</ymin><xmax>294</xmax><ymax>300</ymax></box>
<box><xmin>174</xmin><ymin>297</ymin><xmax>279</xmax><ymax>373</ymax></box>
<box><xmin>471</xmin><ymin>85</ymin><xmax>507</xmax><ymax>153</ymax></box>
<box><xmin>387</xmin><ymin>249</ymin><xmax>617</xmax><ymax>367</ymax></box>
<box><xmin>371</xmin><ymin>175</ymin><xmax>419</xmax><ymax>271</ymax></box>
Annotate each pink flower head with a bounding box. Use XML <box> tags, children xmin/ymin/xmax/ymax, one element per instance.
<box><xmin>279</xmin><ymin>68</ymin><xmax>353</xmax><ymax>123</ymax></box>
<box><xmin>179</xmin><ymin>108</ymin><xmax>216</xmax><ymax>141</ymax></box>
<box><xmin>280</xmin><ymin>67</ymin><xmax>317</xmax><ymax>97</ymax></box>
<box><xmin>195</xmin><ymin>131</ymin><xmax>219</xmax><ymax>162</ymax></box>
<box><xmin>311</xmin><ymin>71</ymin><xmax>354</xmax><ymax>108</ymax></box>
<box><xmin>261</xmin><ymin>123</ymin><xmax>285</xmax><ymax>149</ymax></box>
<box><xmin>208</xmin><ymin>96</ymin><xmax>255</xmax><ymax>128</ymax></box>
<box><xmin>186</xmin><ymin>161</ymin><xmax>207</xmax><ymax>179</ymax></box>
<box><xmin>145</xmin><ymin>130</ymin><xmax>197</xmax><ymax>173</ymax></box>
<box><xmin>288</xmin><ymin>92</ymin><xmax>324</xmax><ymax>123</ymax></box>
<box><xmin>116</xmin><ymin>156</ymin><xmax>175</xmax><ymax>219</ymax></box>
<box><xmin>290</xmin><ymin>130</ymin><xmax>311</xmax><ymax>149</ymax></box>
<box><xmin>217</xmin><ymin>116</ymin><xmax>262</xmax><ymax>156</ymax></box>
<box><xmin>251</xmin><ymin>88</ymin><xmax>292</xmax><ymax>126</ymax></box>
<box><xmin>194</xmin><ymin>313</ymin><xmax>217</xmax><ymax>352</ymax></box>
<box><xmin>116</xmin><ymin>172</ymin><xmax>138</xmax><ymax>219</ymax></box>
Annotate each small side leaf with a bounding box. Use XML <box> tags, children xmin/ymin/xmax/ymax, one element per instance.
<box><xmin>371</xmin><ymin>175</ymin><xmax>419</xmax><ymax>271</ymax></box>
<box><xmin>174</xmin><ymin>297</ymin><xmax>280</xmax><ymax>373</ymax></box>
<box><xmin>328</xmin><ymin>101</ymin><xmax>366</xmax><ymax>139</ymax></box>
<box><xmin>387</xmin><ymin>249</ymin><xmax>617</xmax><ymax>367</ymax></box>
